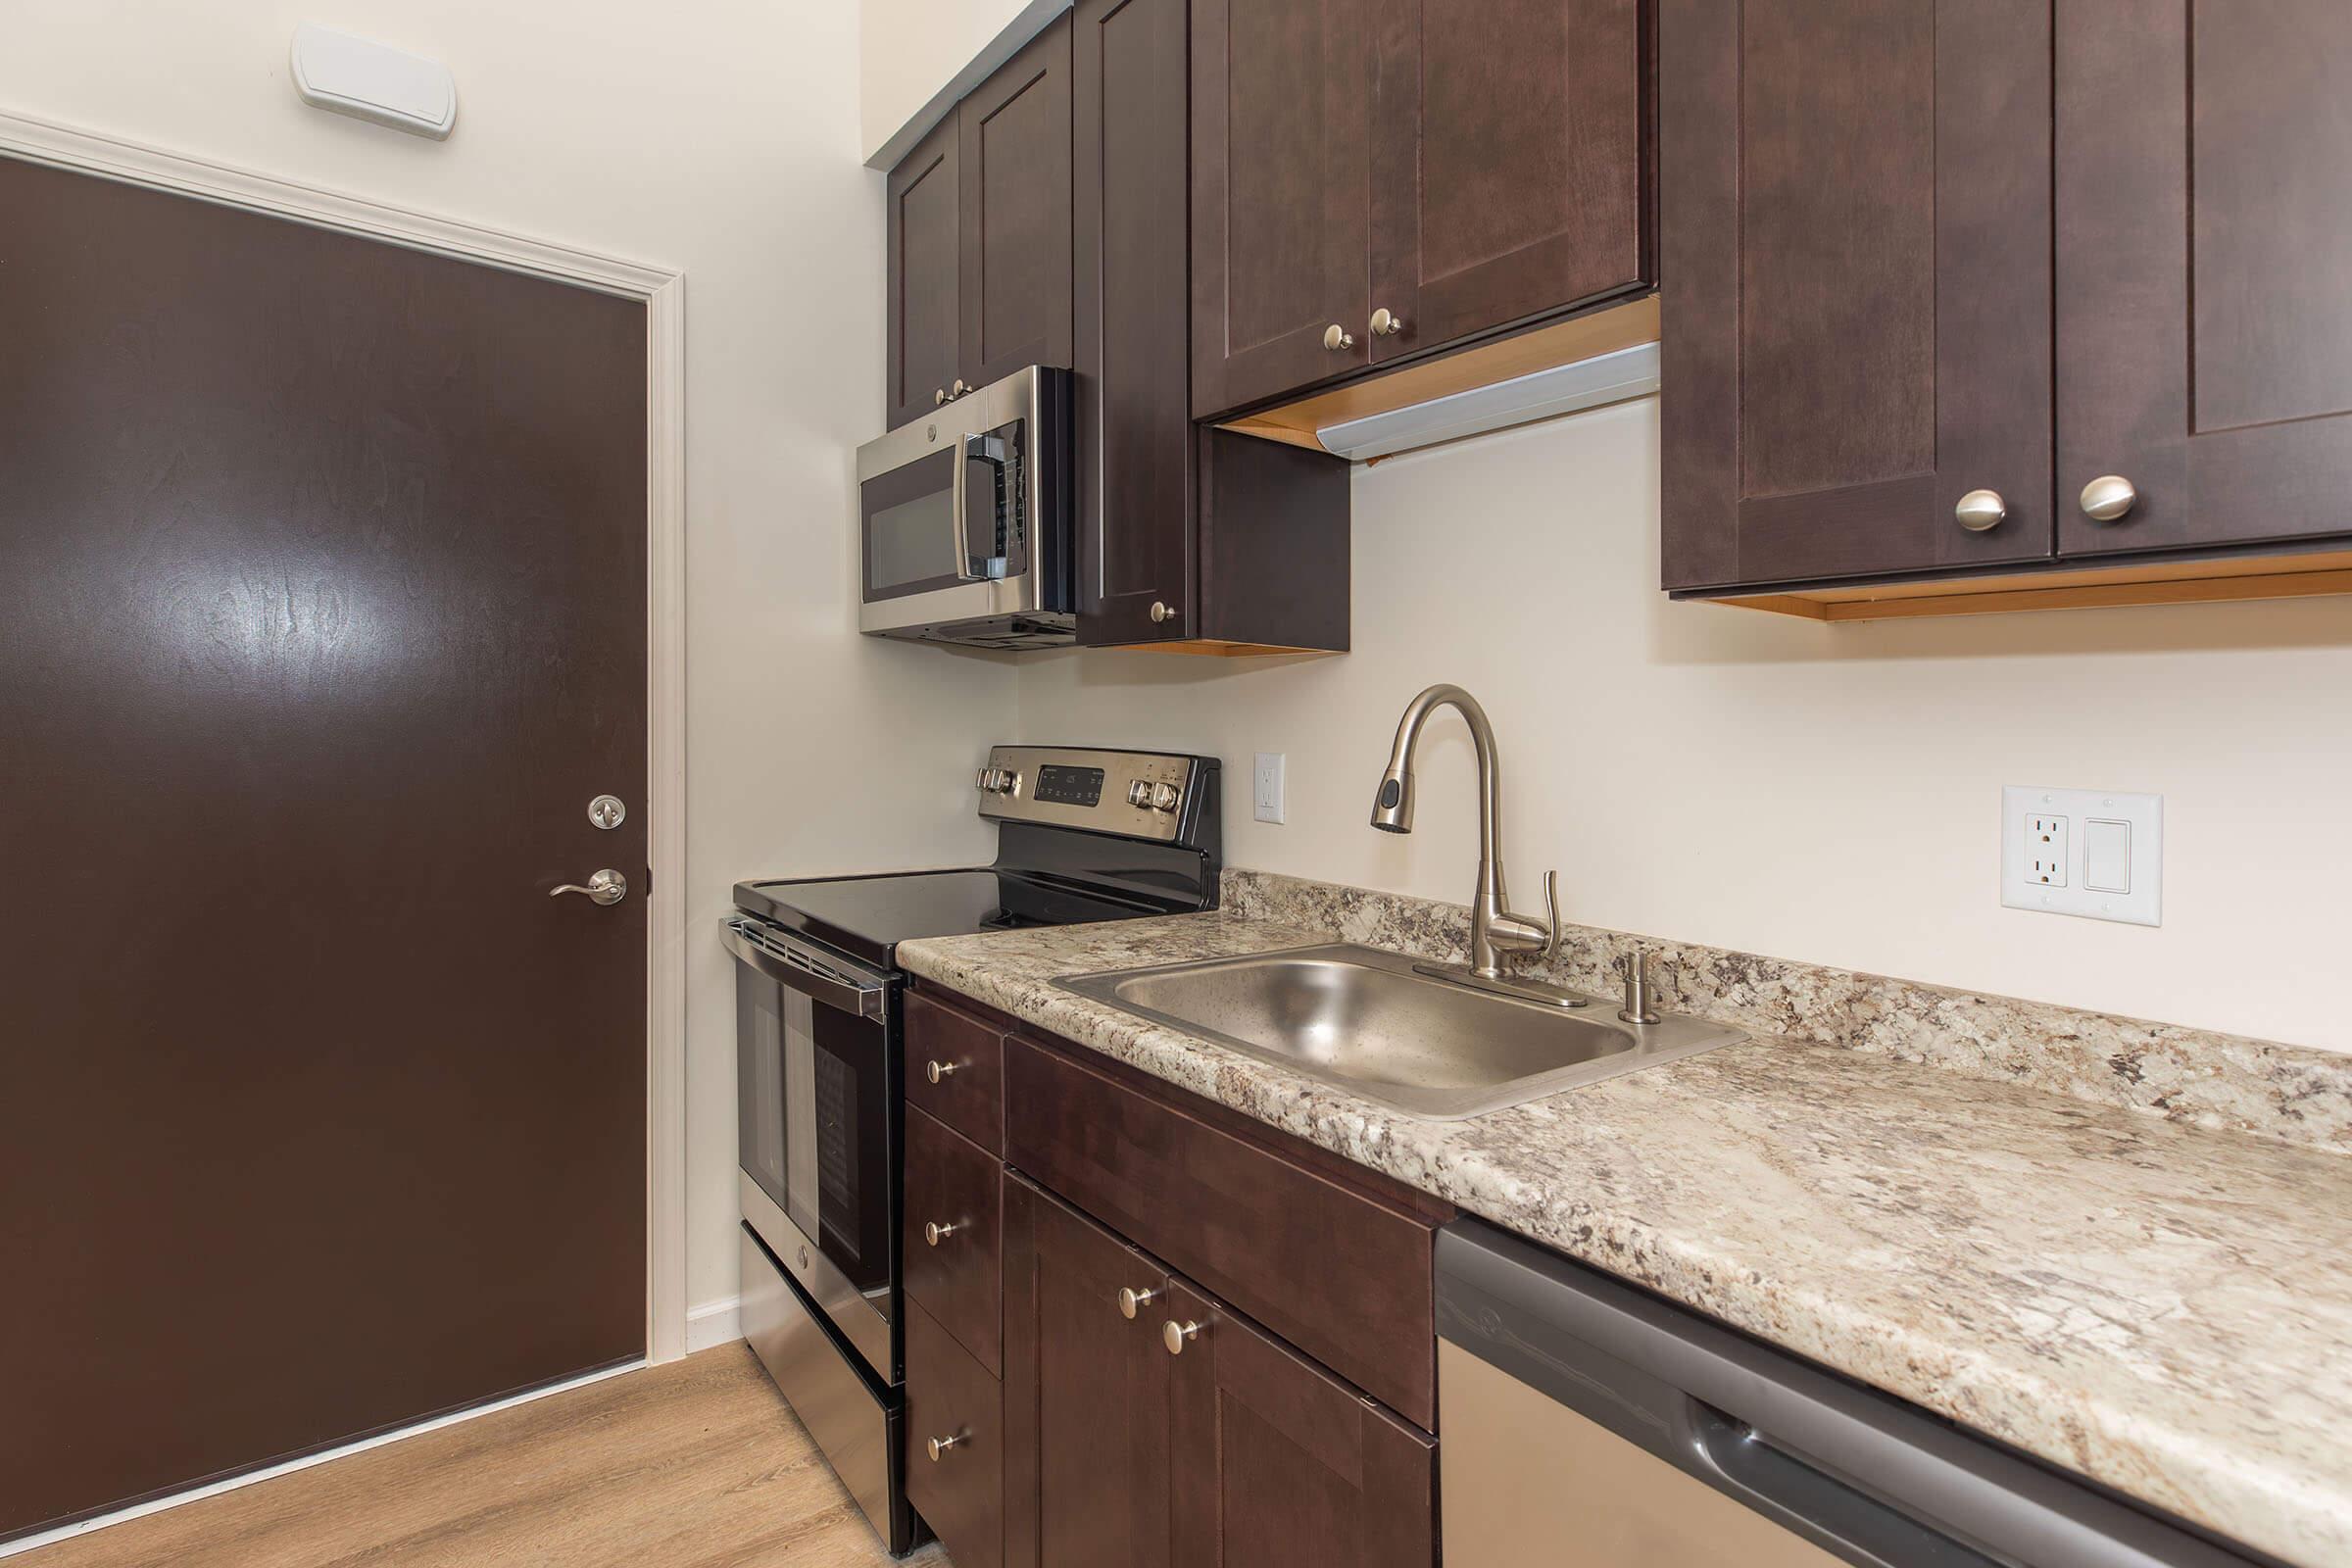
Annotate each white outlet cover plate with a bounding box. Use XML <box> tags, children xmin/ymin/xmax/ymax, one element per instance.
<box><xmin>1251</xmin><ymin>752</ymin><xmax>1285</xmax><ymax>824</ymax></box>
<box><xmin>2001</xmin><ymin>785</ymin><xmax>2162</xmax><ymax>926</ymax></box>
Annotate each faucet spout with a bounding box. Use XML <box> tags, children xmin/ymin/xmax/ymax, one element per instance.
<box><xmin>1368</xmin><ymin>683</ymin><xmax>1547</xmax><ymax>978</ymax></box>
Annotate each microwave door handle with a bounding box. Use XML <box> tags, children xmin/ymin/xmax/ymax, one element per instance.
<box><xmin>721</xmin><ymin>920</ymin><xmax>893</xmax><ymax>1020</ymax></box>
<box><xmin>951</xmin><ymin>428</ymin><xmax>974</xmax><ymax>578</ymax></box>
<box><xmin>954</xmin><ymin>431</ymin><xmax>1011</xmax><ymax>580</ymax></box>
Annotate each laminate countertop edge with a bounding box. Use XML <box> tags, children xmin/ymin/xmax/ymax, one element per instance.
<box><xmin>898</xmin><ymin>908</ymin><xmax>2352</xmax><ymax>1568</ymax></box>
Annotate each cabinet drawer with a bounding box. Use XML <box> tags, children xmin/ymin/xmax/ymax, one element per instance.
<box><xmin>906</xmin><ymin>990</ymin><xmax>1005</xmax><ymax>1153</ymax></box>
<box><xmin>906</xmin><ymin>1298</ymin><xmax>1004</xmax><ymax>1568</ymax></box>
<box><xmin>905</xmin><ymin>1104</ymin><xmax>1003</xmax><ymax>1375</ymax></box>
<box><xmin>1004</xmin><ymin>1034</ymin><xmax>1439</xmax><ymax>1429</ymax></box>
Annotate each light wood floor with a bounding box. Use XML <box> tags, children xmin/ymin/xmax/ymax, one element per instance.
<box><xmin>17</xmin><ymin>1344</ymin><xmax>950</xmax><ymax>1568</ymax></box>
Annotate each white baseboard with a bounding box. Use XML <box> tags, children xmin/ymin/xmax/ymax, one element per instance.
<box><xmin>0</xmin><ymin>1359</ymin><xmax>643</xmax><ymax>1560</ymax></box>
<box><xmin>686</xmin><ymin>1294</ymin><xmax>743</xmax><ymax>1353</ymax></box>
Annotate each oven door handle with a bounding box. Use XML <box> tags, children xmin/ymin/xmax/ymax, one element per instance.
<box><xmin>722</xmin><ymin>919</ymin><xmax>894</xmax><ymax>1020</ymax></box>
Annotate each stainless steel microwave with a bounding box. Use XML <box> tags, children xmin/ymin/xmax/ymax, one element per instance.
<box><xmin>856</xmin><ymin>365</ymin><xmax>1074</xmax><ymax>649</ymax></box>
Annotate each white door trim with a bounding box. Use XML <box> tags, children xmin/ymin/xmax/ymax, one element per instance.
<box><xmin>0</xmin><ymin>106</ymin><xmax>692</xmax><ymax>1366</ymax></box>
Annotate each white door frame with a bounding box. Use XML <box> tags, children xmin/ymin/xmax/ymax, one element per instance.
<box><xmin>0</xmin><ymin>107</ymin><xmax>692</xmax><ymax>1365</ymax></box>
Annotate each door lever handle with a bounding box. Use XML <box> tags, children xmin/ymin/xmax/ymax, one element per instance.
<box><xmin>551</xmin><ymin>869</ymin><xmax>628</xmax><ymax>906</ymax></box>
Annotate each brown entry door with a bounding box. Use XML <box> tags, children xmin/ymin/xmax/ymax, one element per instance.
<box><xmin>0</xmin><ymin>157</ymin><xmax>648</xmax><ymax>1541</ymax></box>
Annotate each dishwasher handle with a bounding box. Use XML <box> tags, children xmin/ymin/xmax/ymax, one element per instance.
<box><xmin>1678</xmin><ymin>1396</ymin><xmax>1998</xmax><ymax>1568</ymax></box>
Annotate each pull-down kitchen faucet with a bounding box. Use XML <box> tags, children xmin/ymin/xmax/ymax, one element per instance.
<box><xmin>1370</xmin><ymin>683</ymin><xmax>1560</xmax><ymax>980</ymax></box>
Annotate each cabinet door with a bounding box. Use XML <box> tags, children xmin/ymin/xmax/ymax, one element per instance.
<box><xmin>1367</xmin><ymin>0</ymin><xmax>1647</xmax><ymax>365</ymax></box>
<box><xmin>1659</xmin><ymin>0</ymin><xmax>2053</xmax><ymax>590</ymax></box>
<box><xmin>888</xmin><ymin>113</ymin><xmax>964</xmax><ymax>429</ymax></box>
<box><xmin>906</xmin><ymin>1298</ymin><xmax>1005</xmax><ymax>1568</ymax></box>
<box><xmin>1074</xmin><ymin>0</ymin><xmax>1196</xmax><ymax>644</ymax></box>
<box><xmin>1003</xmin><ymin>1175</ymin><xmax>1172</xmax><ymax>1568</ymax></box>
<box><xmin>1190</xmin><ymin>0</ymin><xmax>1374</xmax><ymax>417</ymax></box>
<box><xmin>960</xmin><ymin>14</ymin><xmax>1074</xmax><ymax>389</ymax></box>
<box><xmin>1166</xmin><ymin>1281</ymin><xmax>1435</xmax><ymax>1568</ymax></box>
<box><xmin>2057</xmin><ymin>2</ymin><xmax>2352</xmax><ymax>558</ymax></box>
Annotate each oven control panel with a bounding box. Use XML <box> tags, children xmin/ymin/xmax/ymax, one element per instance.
<box><xmin>973</xmin><ymin>745</ymin><xmax>1216</xmax><ymax>846</ymax></box>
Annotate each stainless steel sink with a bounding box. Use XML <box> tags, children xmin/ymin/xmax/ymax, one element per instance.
<box><xmin>1055</xmin><ymin>943</ymin><xmax>1744</xmax><ymax>1120</ymax></box>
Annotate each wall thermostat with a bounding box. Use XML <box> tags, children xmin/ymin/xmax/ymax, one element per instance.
<box><xmin>290</xmin><ymin>23</ymin><xmax>457</xmax><ymax>140</ymax></box>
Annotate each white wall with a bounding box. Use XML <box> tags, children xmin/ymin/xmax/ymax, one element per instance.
<box><xmin>1018</xmin><ymin>401</ymin><xmax>2352</xmax><ymax>1053</ymax></box>
<box><xmin>858</xmin><ymin>0</ymin><xmax>1051</xmax><ymax>164</ymax></box>
<box><xmin>0</xmin><ymin>0</ymin><xmax>1014</xmax><ymax>1321</ymax></box>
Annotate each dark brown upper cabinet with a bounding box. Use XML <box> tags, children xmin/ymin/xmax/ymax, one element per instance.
<box><xmin>1191</xmin><ymin>0</ymin><xmax>1650</xmax><ymax>420</ymax></box>
<box><xmin>1367</xmin><ymin>0</ymin><xmax>1649</xmax><ymax>367</ymax></box>
<box><xmin>1074</xmin><ymin>0</ymin><xmax>1198</xmax><ymax>644</ymax></box>
<box><xmin>886</xmin><ymin>16</ymin><xmax>1073</xmax><ymax>429</ymax></box>
<box><xmin>962</xmin><ymin>14</ymin><xmax>1075</xmax><ymax>389</ymax></box>
<box><xmin>2056</xmin><ymin>2</ymin><xmax>2352</xmax><ymax>561</ymax></box>
<box><xmin>886</xmin><ymin>112</ymin><xmax>964</xmax><ymax>430</ymax></box>
<box><xmin>1658</xmin><ymin>0</ymin><xmax>2054</xmax><ymax>592</ymax></box>
<box><xmin>1189</xmin><ymin>0</ymin><xmax>1374</xmax><ymax>418</ymax></box>
<box><xmin>1078</xmin><ymin>0</ymin><xmax>1351</xmax><ymax>651</ymax></box>
<box><xmin>1665</xmin><ymin>1</ymin><xmax>2352</xmax><ymax>618</ymax></box>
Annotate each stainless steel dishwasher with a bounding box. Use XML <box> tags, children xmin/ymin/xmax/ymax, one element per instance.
<box><xmin>1436</xmin><ymin>1219</ymin><xmax>2275</xmax><ymax>1568</ymax></box>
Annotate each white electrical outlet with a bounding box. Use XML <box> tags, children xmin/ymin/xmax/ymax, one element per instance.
<box><xmin>2027</xmin><ymin>814</ymin><xmax>2069</xmax><ymax>887</ymax></box>
<box><xmin>1252</xmin><ymin>753</ymin><xmax>1286</xmax><ymax>824</ymax></box>
<box><xmin>2001</xmin><ymin>786</ymin><xmax>2162</xmax><ymax>926</ymax></box>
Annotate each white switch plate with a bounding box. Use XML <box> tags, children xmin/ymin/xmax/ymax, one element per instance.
<box><xmin>2001</xmin><ymin>786</ymin><xmax>2162</xmax><ymax>926</ymax></box>
<box><xmin>1252</xmin><ymin>752</ymin><xmax>1286</xmax><ymax>824</ymax></box>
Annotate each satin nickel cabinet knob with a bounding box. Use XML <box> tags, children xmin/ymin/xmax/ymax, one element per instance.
<box><xmin>1149</xmin><ymin>600</ymin><xmax>1171</xmax><ymax>623</ymax></box>
<box><xmin>933</xmin><ymin>387</ymin><xmax>949</xmax><ymax>407</ymax></box>
<box><xmin>1322</xmin><ymin>323</ymin><xmax>1354</xmax><ymax>352</ymax></box>
<box><xmin>924</xmin><ymin>1058</ymin><xmax>960</xmax><ymax>1084</ymax></box>
<box><xmin>1370</xmin><ymin>307</ymin><xmax>1405</xmax><ymax>337</ymax></box>
<box><xmin>951</xmin><ymin>378</ymin><xmax>970</xmax><ymax>398</ymax></box>
<box><xmin>2080</xmin><ymin>473</ymin><xmax>2138</xmax><ymax>522</ymax></box>
<box><xmin>926</xmin><ymin>1431</ymin><xmax>966</xmax><ymax>1461</ymax></box>
<box><xmin>923</xmin><ymin>1220</ymin><xmax>962</xmax><ymax>1247</ymax></box>
<box><xmin>1162</xmin><ymin>1318</ymin><xmax>1201</xmax><ymax>1355</ymax></box>
<box><xmin>1955</xmin><ymin>489</ymin><xmax>2007</xmax><ymax>532</ymax></box>
<box><xmin>1117</xmin><ymin>1286</ymin><xmax>1161</xmax><ymax>1319</ymax></box>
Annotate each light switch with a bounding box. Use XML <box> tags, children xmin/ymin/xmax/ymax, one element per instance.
<box><xmin>2083</xmin><ymin>819</ymin><xmax>2132</xmax><ymax>893</ymax></box>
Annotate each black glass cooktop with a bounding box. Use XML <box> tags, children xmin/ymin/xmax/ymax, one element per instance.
<box><xmin>734</xmin><ymin>867</ymin><xmax>1169</xmax><ymax>969</ymax></box>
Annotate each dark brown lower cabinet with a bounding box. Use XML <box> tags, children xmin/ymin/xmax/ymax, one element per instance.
<box><xmin>907</xmin><ymin>989</ymin><xmax>1441</xmax><ymax>1567</ymax></box>
<box><xmin>906</xmin><ymin>1298</ymin><xmax>1005</xmax><ymax>1568</ymax></box>
<box><xmin>1004</xmin><ymin>1176</ymin><xmax>1173</xmax><ymax>1568</ymax></box>
<box><xmin>1167</xmin><ymin>1279</ymin><xmax>1437</xmax><ymax>1568</ymax></box>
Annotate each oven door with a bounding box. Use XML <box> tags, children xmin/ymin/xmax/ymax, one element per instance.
<box><xmin>724</xmin><ymin>915</ymin><xmax>900</xmax><ymax>1382</ymax></box>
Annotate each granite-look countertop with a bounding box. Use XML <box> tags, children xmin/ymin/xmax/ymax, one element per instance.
<box><xmin>898</xmin><ymin>908</ymin><xmax>2352</xmax><ymax>1568</ymax></box>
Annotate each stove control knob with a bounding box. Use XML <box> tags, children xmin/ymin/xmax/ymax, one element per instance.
<box><xmin>976</xmin><ymin>766</ymin><xmax>1017</xmax><ymax>795</ymax></box>
<box><xmin>1148</xmin><ymin>782</ymin><xmax>1181</xmax><ymax>812</ymax></box>
<box><xmin>1127</xmin><ymin>779</ymin><xmax>1153</xmax><ymax>807</ymax></box>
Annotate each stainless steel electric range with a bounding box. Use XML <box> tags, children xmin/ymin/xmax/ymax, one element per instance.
<box><xmin>723</xmin><ymin>744</ymin><xmax>1220</xmax><ymax>1553</ymax></box>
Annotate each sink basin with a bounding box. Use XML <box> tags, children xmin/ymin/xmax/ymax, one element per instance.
<box><xmin>1054</xmin><ymin>943</ymin><xmax>1744</xmax><ymax>1119</ymax></box>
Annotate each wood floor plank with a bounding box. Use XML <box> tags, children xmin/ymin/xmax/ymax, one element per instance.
<box><xmin>14</xmin><ymin>1345</ymin><xmax>948</xmax><ymax>1568</ymax></box>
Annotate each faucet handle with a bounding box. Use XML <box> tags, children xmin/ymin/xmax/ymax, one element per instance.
<box><xmin>1540</xmin><ymin>870</ymin><xmax>1562</xmax><ymax>960</ymax></box>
